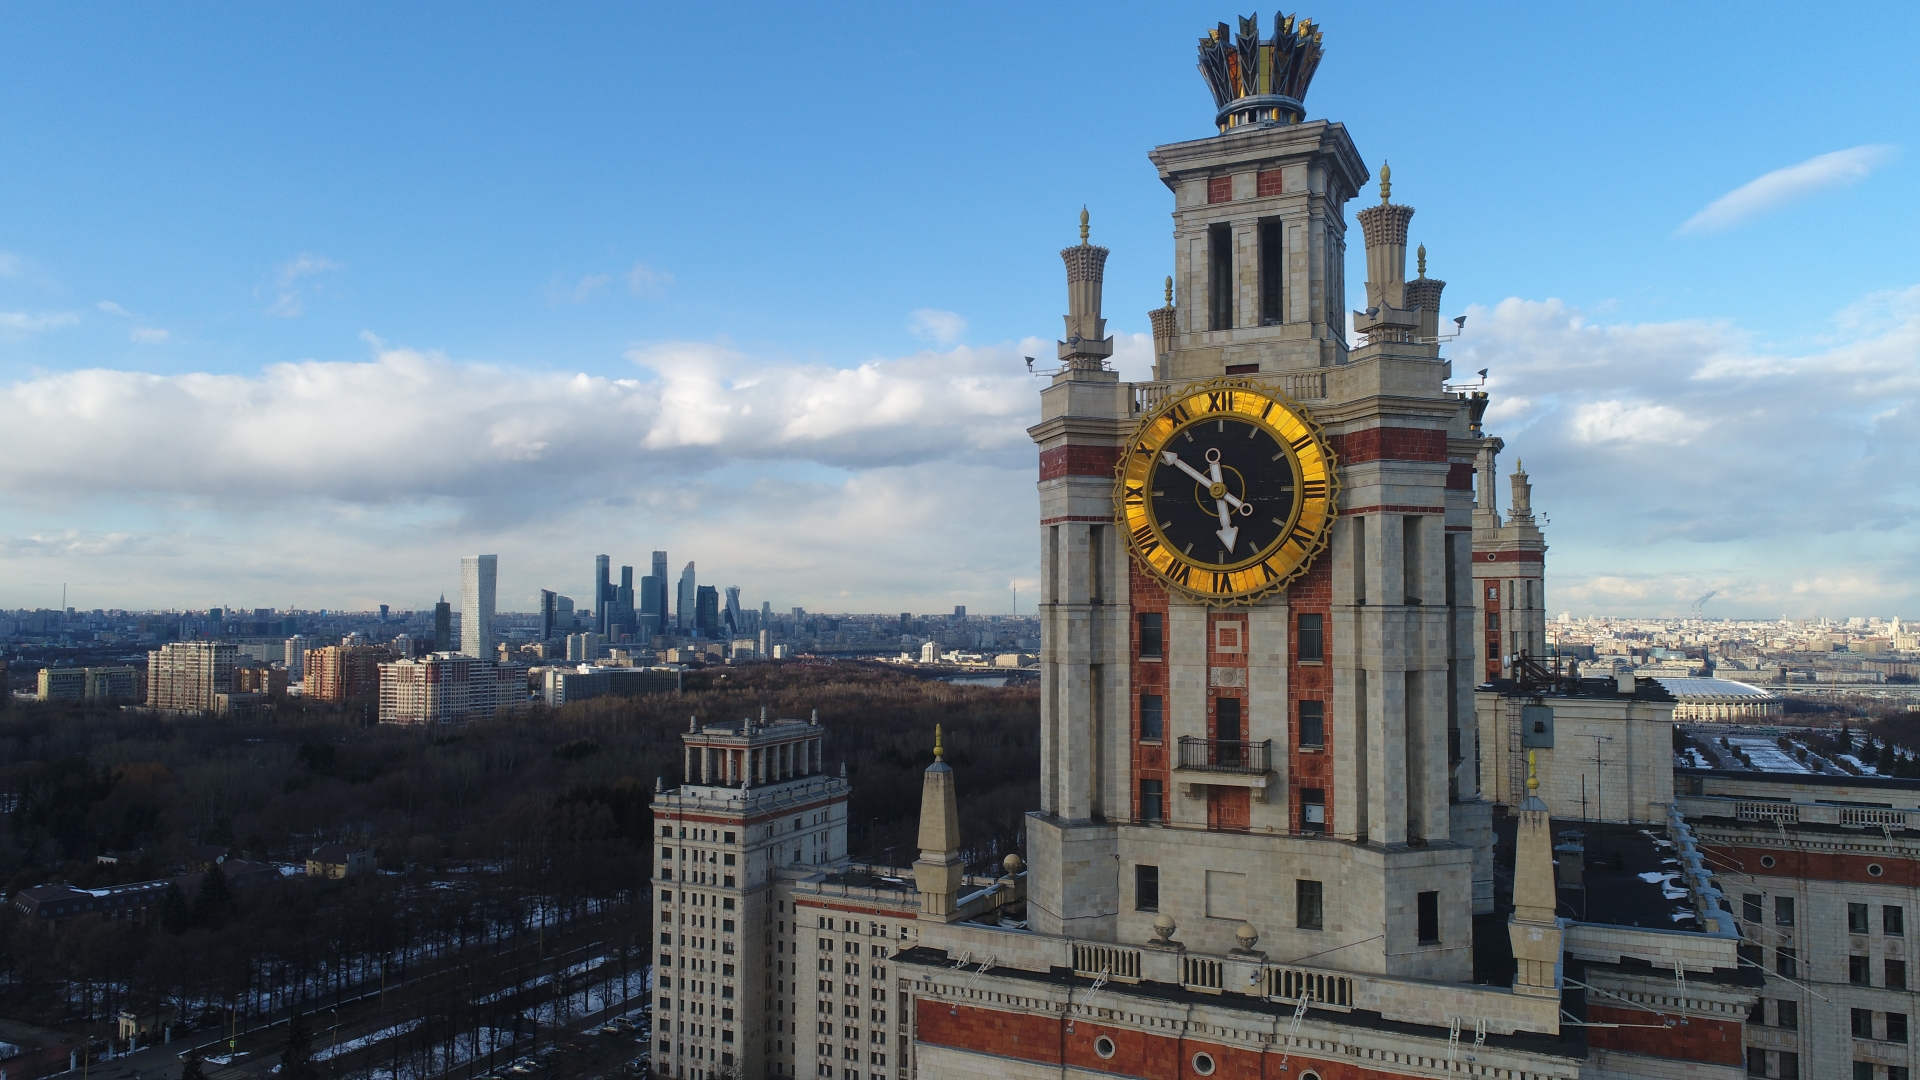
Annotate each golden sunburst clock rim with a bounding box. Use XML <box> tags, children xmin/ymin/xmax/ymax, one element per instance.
<box><xmin>1113</xmin><ymin>376</ymin><xmax>1340</xmax><ymax>607</ymax></box>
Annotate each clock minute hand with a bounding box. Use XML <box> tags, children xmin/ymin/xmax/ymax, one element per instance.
<box><xmin>1160</xmin><ymin>450</ymin><xmax>1212</xmax><ymax>487</ymax></box>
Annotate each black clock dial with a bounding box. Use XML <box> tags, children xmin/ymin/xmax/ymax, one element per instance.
<box><xmin>1146</xmin><ymin>415</ymin><xmax>1298</xmax><ymax>569</ymax></box>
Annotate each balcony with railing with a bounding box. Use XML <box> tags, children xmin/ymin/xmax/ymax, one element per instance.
<box><xmin>1176</xmin><ymin>737</ymin><xmax>1273</xmax><ymax>776</ymax></box>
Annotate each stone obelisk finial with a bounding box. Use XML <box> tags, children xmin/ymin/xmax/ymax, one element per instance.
<box><xmin>1148</xmin><ymin>274</ymin><xmax>1177</xmax><ymax>381</ymax></box>
<box><xmin>1508</xmin><ymin>750</ymin><xmax>1564</xmax><ymax>1012</ymax></box>
<box><xmin>914</xmin><ymin>725</ymin><xmax>964</xmax><ymax>919</ymax></box>
<box><xmin>1357</xmin><ymin>160</ymin><xmax>1414</xmax><ymax>313</ymax></box>
<box><xmin>1059</xmin><ymin>209</ymin><xmax>1114</xmax><ymax>370</ymax></box>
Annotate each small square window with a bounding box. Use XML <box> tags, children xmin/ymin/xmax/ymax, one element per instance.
<box><xmin>1297</xmin><ymin>614</ymin><xmax>1323</xmax><ymax>662</ymax></box>
<box><xmin>1890</xmin><ymin>959</ymin><xmax>1908</xmax><ymax>990</ymax></box>
<box><xmin>1891</xmin><ymin>1012</ymin><xmax>1909</xmax><ymax>1044</ymax></box>
<box><xmin>1140</xmin><ymin>779</ymin><xmax>1164</xmax><ymax>822</ymax></box>
<box><xmin>1297</xmin><ymin>700</ymin><xmax>1325</xmax><ymax>748</ymax></box>
<box><xmin>1138</xmin><ymin>613</ymin><xmax>1164</xmax><ymax>659</ymax></box>
<box><xmin>1778</xmin><ymin>1051</ymin><xmax>1799</xmax><ymax>1080</ymax></box>
<box><xmin>1296</xmin><ymin>879</ymin><xmax>1323</xmax><ymax>930</ymax></box>
<box><xmin>1416</xmin><ymin>891</ymin><xmax>1440</xmax><ymax>945</ymax></box>
<box><xmin>1140</xmin><ymin>694</ymin><xmax>1164</xmax><ymax>741</ymax></box>
<box><xmin>1851</xmin><ymin>955</ymin><xmax>1872</xmax><ymax>986</ymax></box>
<box><xmin>1300</xmin><ymin>788</ymin><xmax>1326</xmax><ymax>833</ymax></box>
<box><xmin>1852</xmin><ymin>1007</ymin><xmax>1872</xmax><ymax>1039</ymax></box>
<box><xmin>1135</xmin><ymin>865</ymin><xmax>1159</xmax><ymax>911</ymax></box>
<box><xmin>1776</xmin><ymin>999</ymin><xmax>1797</xmax><ymax>1030</ymax></box>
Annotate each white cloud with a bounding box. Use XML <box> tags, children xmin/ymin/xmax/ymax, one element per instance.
<box><xmin>0</xmin><ymin>311</ymin><xmax>79</xmax><ymax>334</ymax></box>
<box><xmin>8</xmin><ymin>286</ymin><xmax>1920</xmax><ymax>617</ymax></box>
<box><xmin>548</xmin><ymin>272</ymin><xmax>612</xmax><ymax>305</ymax></box>
<box><xmin>626</xmin><ymin>262</ymin><xmax>673</xmax><ymax>296</ymax></box>
<box><xmin>908</xmin><ymin>308</ymin><xmax>967</xmax><ymax>346</ymax></box>
<box><xmin>98</xmin><ymin>300</ymin><xmax>170</xmax><ymax>342</ymax></box>
<box><xmin>1568</xmin><ymin>400</ymin><xmax>1702</xmax><ymax>445</ymax></box>
<box><xmin>1679</xmin><ymin>145</ymin><xmax>1896</xmax><ymax>235</ymax></box>
<box><xmin>264</xmin><ymin>253</ymin><xmax>343</xmax><ymax>317</ymax></box>
<box><xmin>1452</xmin><ymin>286</ymin><xmax>1920</xmax><ymax>616</ymax></box>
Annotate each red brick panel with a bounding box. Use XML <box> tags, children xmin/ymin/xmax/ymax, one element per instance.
<box><xmin>918</xmin><ymin>1002</ymin><xmax>1061</xmax><ymax>1066</ymax></box>
<box><xmin>1446</xmin><ymin>463</ymin><xmax>1475</xmax><ymax>490</ymax></box>
<box><xmin>1701</xmin><ymin>844</ymin><xmax>1917</xmax><ymax>887</ymax></box>
<box><xmin>1478</xmin><ymin>550</ymin><xmax>1545</xmax><ymax>563</ymax></box>
<box><xmin>1256</xmin><ymin>170</ymin><xmax>1284</xmax><ymax>197</ymax></box>
<box><xmin>1040</xmin><ymin>444</ymin><xmax>1124</xmax><ymax>481</ymax></box>
<box><xmin>1208</xmin><ymin>176</ymin><xmax>1234</xmax><ymax>204</ymax></box>
<box><xmin>1130</xmin><ymin>562</ymin><xmax>1171</xmax><ymax>821</ymax></box>
<box><xmin>1288</xmin><ymin>556</ymin><xmax>1333</xmax><ymax>834</ymax></box>
<box><xmin>1330</xmin><ymin>427</ymin><xmax>1449</xmax><ymax>466</ymax></box>
<box><xmin>1586</xmin><ymin>1004</ymin><xmax>1744</xmax><ymax>1066</ymax></box>
<box><xmin>927</xmin><ymin>1003</ymin><xmax>1437</xmax><ymax>1078</ymax></box>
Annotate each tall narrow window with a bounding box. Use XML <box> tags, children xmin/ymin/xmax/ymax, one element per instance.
<box><xmin>1140</xmin><ymin>780</ymin><xmax>1164</xmax><ymax>822</ymax></box>
<box><xmin>1742</xmin><ymin>893</ymin><xmax>1763</xmax><ymax>923</ymax></box>
<box><xmin>1259</xmin><ymin>220</ymin><xmax>1285</xmax><ymax>325</ymax></box>
<box><xmin>1443</xmin><ymin>533</ymin><xmax>1458</xmax><ymax>606</ymax></box>
<box><xmin>1087</xmin><ymin>525</ymin><xmax>1105</xmax><ymax>604</ymax></box>
<box><xmin>1416</xmin><ymin>891</ymin><xmax>1440</xmax><ymax>944</ymax></box>
<box><xmin>1208</xmin><ymin>223</ymin><xmax>1233</xmax><ymax>331</ymax></box>
<box><xmin>1297</xmin><ymin>613</ymin><xmax>1324</xmax><ymax>662</ymax></box>
<box><xmin>1351</xmin><ymin>516</ymin><xmax>1367</xmax><ymax>603</ymax></box>
<box><xmin>1300</xmin><ymin>788</ymin><xmax>1326</xmax><ymax>833</ymax></box>
<box><xmin>1296</xmin><ymin>879</ymin><xmax>1323</xmax><ymax>930</ymax></box>
<box><xmin>1139</xmin><ymin>694</ymin><xmax>1164</xmax><ymax>741</ymax></box>
<box><xmin>1135</xmin><ymin>865</ymin><xmax>1160</xmax><ymax>911</ymax></box>
<box><xmin>1138</xmin><ymin>613</ymin><xmax>1164</xmax><ymax>659</ymax></box>
<box><xmin>1215</xmin><ymin>697</ymin><xmax>1242</xmax><ymax>742</ymax></box>
<box><xmin>1775</xmin><ymin>896</ymin><xmax>1795</xmax><ymax>926</ymax></box>
<box><xmin>1402</xmin><ymin>515</ymin><xmax>1422</xmax><ymax>604</ymax></box>
<box><xmin>1889</xmin><ymin>906</ymin><xmax>1906</xmax><ymax>936</ymax></box>
<box><xmin>1297</xmin><ymin>700</ymin><xmax>1325</xmax><ymax>748</ymax></box>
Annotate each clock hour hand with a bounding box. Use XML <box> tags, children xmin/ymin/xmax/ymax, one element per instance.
<box><xmin>1215</xmin><ymin>498</ymin><xmax>1238</xmax><ymax>552</ymax></box>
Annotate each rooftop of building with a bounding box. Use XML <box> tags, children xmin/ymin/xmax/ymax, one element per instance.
<box><xmin>1478</xmin><ymin>671</ymin><xmax>1677</xmax><ymax>703</ymax></box>
<box><xmin>1653</xmin><ymin>677</ymin><xmax>1780</xmax><ymax>701</ymax></box>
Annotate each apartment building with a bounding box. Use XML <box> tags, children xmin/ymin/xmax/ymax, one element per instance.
<box><xmin>146</xmin><ymin>641</ymin><xmax>237</xmax><ymax>713</ymax></box>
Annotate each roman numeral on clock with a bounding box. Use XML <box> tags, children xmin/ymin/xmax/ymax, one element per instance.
<box><xmin>1123</xmin><ymin>484</ymin><xmax>1144</xmax><ymax>505</ymax></box>
<box><xmin>1206</xmin><ymin>391</ymin><xmax>1234</xmax><ymax>413</ymax></box>
<box><xmin>1300</xmin><ymin>480</ymin><xmax>1327</xmax><ymax>499</ymax></box>
<box><xmin>1131</xmin><ymin>524</ymin><xmax>1161</xmax><ymax>556</ymax></box>
<box><xmin>1290</xmin><ymin>433</ymin><xmax>1314</xmax><ymax>452</ymax></box>
<box><xmin>1210</xmin><ymin>571</ymin><xmax>1232</xmax><ymax>593</ymax></box>
<box><xmin>1288</xmin><ymin>526</ymin><xmax>1317</xmax><ymax>547</ymax></box>
<box><xmin>1167</xmin><ymin>563</ymin><xmax>1192</xmax><ymax>587</ymax></box>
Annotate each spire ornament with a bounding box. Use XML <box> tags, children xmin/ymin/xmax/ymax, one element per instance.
<box><xmin>1379</xmin><ymin>161</ymin><xmax>1391</xmax><ymax>204</ymax></box>
<box><xmin>1079</xmin><ymin>207</ymin><xmax>1090</xmax><ymax>245</ymax></box>
<box><xmin>1416</xmin><ymin>243</ymin><xmax>1426</xmax><ymax>278</ymax></box>
<box><xmin>934</xmin><ymin>723</ymin><xmax>945</xmax><ymax>762</ymax></box>
<box><xmin>1164</xmin><ymin>275</ymin><xmax>1174</xmax><ymax>305</ymax></box>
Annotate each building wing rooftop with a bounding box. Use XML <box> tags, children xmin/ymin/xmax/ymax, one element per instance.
<box><xmin>1654</xmin><ymin>677</ymin><xmax>1780</xmax><ymax>701</ymax></box>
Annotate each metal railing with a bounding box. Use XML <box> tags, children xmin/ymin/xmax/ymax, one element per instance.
<box><xmin>1681</xmin><ymin>795</ymin><xmax>1911</xmax><ymax>831</ymax></box>
<box><xmin>1132</xmin><ymin>373</ymin><xmax>1327</xmax><ymax>415</ymax></box>
<box><xmin>1177</xmin><ymin>737</ymin><xmax>1273</xmax><ymax>775</ymax></box>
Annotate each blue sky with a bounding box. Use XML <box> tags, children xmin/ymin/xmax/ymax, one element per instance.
<box><xmin>2</xmin><ymin>1</ymin><xmax>1917</xmax><ymax>618</ymax></box>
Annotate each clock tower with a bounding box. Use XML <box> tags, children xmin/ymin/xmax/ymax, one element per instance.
<box><xmin>1026</xmin><ymin>18</ymin><xmax>1494</xmax><ymax>976</ymax></box>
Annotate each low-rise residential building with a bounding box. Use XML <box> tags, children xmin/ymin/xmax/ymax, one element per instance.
<box><xmin>306</xmin><ymin>843</ymin><xmax>375</xmax><ymax>879</ymax></box>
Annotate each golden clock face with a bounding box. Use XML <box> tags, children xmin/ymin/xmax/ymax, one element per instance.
<box><xmin>1116</xmin><ymin>379</ymin><xmax>1337</xmax><ymax>604</ymax></box>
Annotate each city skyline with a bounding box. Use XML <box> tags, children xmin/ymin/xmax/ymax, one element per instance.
<box><xmin>0</xmin><ymin>2</ymin><xmax>1916</xmax><ymax>618</ymax></box>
